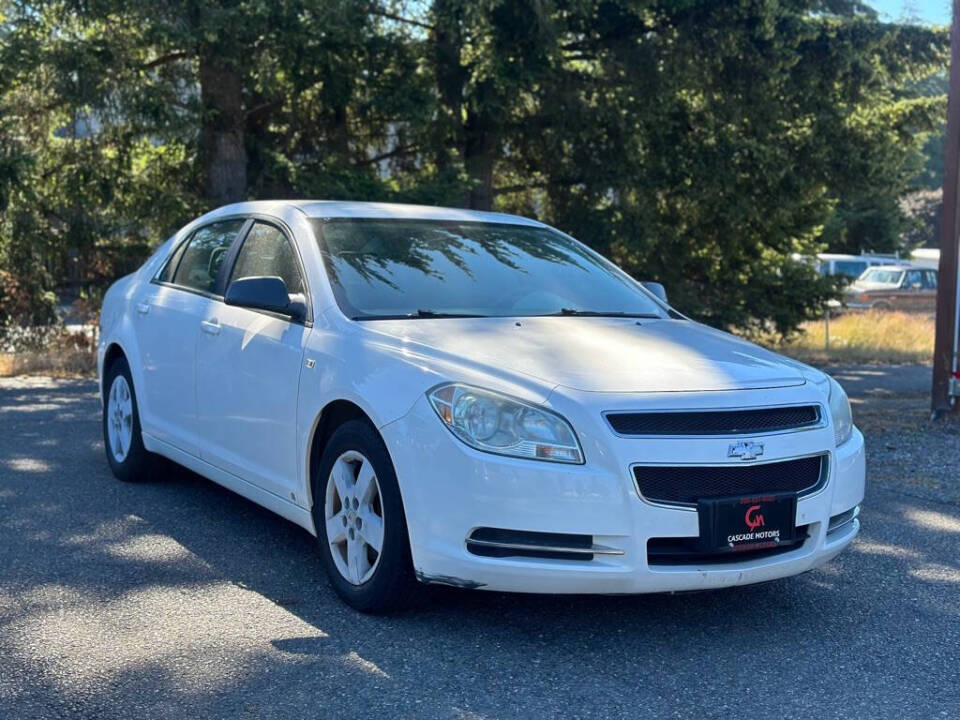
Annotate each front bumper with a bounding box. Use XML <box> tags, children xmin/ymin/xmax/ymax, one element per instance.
<box><xmin>841</xmin><ymin>300</ymin><xmax>873</xmax><ymax>310</ymax></box>
<box><xmin>381</xmin><ymin>389</ymin><xmax>865</xmax><ymax>594</ymax></box>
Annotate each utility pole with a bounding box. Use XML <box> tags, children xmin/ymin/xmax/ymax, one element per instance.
<box><xmin>932</xmin><ymin>0</ymin><xmax>960</xmax><ymax>417</ymax></box>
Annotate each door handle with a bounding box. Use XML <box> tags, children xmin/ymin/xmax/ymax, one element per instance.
<box><xmin>135</xmin><ymin>302</ymin><xmax>150</xmax><ymax>315</ymax></box>
<box><xmin>200</xmin><ymin>319</ymin><xmax>221</xmax><ymax>335</ymax></box>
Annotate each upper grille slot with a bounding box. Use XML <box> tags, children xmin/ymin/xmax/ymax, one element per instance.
<box><xmin>606</xmin><ymin>405</ymin><xmax>820</xmax><ymax>436</ymax></box>
<box><xmin>633</xmin><ymin>455</ymin><xmax>826</xmax><ymax>507</ymax></box>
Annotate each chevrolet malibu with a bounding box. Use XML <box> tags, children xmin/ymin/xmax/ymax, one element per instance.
<box><xmin>98</xmin><ymin>201</ymin><xmax>865</xmax><ymax>612</ymax></box>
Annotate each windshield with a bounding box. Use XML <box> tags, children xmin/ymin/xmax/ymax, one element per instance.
<box><xmin>312</xmin><ymin>219</ymin><xmax>666</xmax><ymax>320</ymax></box>
<box><xmin>858</xmin><ymin>268</ymin><xmax>903</xmax><ymax>285</ymax></box>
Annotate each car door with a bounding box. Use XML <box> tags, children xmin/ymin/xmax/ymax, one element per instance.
<box><xmin>133</xmin><ymin>219</ymin><xmax>247</xmax><ymax>455</ymax></box>
<box><xmin>196</xmin><ymin>219</ymin><xmax>311</xmax><ymax>503</ymax></box>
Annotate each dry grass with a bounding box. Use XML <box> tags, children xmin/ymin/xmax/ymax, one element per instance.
<box><xmin>766</xmin><ymin>310</ymin><xmax>935</xmax><ymax>365</ymax></box>
<box><xmin>0</xmin><ymin>328</ymin><xmax>98</xmax><ymax>378</ymax></box>
<box><xmin>0</xmin><ymin>349</ymin><xmax>97</xmax><ymax>377</ymax></box>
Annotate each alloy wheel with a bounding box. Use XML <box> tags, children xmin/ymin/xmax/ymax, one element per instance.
<box><xmin>324</xmin><ymin>450</ymin><xmax>385</xmax><ymax>585</ymax></box>
<box><xmin>107</xmin><ymin>374</ymin><xmax>134</xmax><ymax>463</ymax></box>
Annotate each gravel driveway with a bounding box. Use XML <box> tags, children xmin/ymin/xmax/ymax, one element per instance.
<box><xmin>0</xmin><ymin>371</ymin><xmax>958</xmax><ymax>719</ymax></box>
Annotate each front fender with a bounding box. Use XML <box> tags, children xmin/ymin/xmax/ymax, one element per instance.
<box><xmin>294</xmin><ymin>315</ymin><xmax>559</xmax><ymax>517</ymax></box>
<box><xmin>98</xmin><ymin>275</ymin><xmax>148</xmax><ymax>418</ymax></box>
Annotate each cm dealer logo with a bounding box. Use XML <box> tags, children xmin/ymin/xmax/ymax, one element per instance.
<box><xmin>744</xmin><ymin>504</ymin><xmax>765</xmax><ymax>531</ymax></box>
<box><xmin>726</xmin><ymin>499</ymin><xmax>781</xmax><ymax>546</ymax></box>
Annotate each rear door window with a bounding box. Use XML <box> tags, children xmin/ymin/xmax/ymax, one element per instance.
<box><xmin>171</xmin><ymin>220</ymin><xmax>246</xmax><ymax>294</ymax></box>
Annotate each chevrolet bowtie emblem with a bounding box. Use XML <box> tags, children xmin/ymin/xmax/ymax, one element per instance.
<box><xmin>727</xmin><ymin>441</ymin><xmax>764</xmax><ymax>461</ymax></box>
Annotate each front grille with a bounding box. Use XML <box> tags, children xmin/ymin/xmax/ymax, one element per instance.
<box><xmin>633</xmin><ymin>455</ymin><xmax>826</xmax><ymax>506</ymax></box>
<box><xmin>606</xmin><ymin>405</ymin><xmax>820</xmax><ymax>436</ymax></box>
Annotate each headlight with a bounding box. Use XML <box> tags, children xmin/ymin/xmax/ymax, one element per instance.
<box><xmin>428</xmin><ymin>383</ymin><xmax>584</xmax><ymax>464</ymax></box>
<box><xmin>827</xmin><ymin>376</ymin><xmax>853</xmax><ymax>446</ymax></box>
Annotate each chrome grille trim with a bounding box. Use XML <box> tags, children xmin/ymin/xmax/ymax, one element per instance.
<box><xmin>465</xmin><ymin>538</ymin><xmax>624</xmax><ymax>556</ymax></box>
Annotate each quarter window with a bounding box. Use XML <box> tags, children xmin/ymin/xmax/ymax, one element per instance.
<box><xmin>171</xmin><ymin>220</ymin><xmax>246</xmax><ymax>294</ymax></box>
<box><xmin>155</xmin><ymin>242</ymin><xmax>187</xmax><ymax>284</ymax></box>
<box><xmin>229</xmin><ymin>222</ymin><xmax>305</xmax><ymax>294</ymax></box>
<box><xmin>905</xmin><ymin>270</ymin><xmax>924</xmax><ymax>289</ymax></box>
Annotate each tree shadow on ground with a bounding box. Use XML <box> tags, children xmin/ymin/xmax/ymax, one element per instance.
<box><xmin>1</xmin><ymin>378</ymin><xmax>958</xmax><ymax>719</ymax></box>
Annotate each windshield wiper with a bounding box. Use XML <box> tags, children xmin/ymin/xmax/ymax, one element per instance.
<box><xmin>552</xmin><ymin>308</ymin><xmax>662</xmax><ymax>318</ymax></box>
<box><xmin>353</xmin><ymin>309</ymin><xmax>488</xmax><ymax>321</ymax></box>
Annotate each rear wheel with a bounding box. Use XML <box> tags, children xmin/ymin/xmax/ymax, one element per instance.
<box><xmin>312</xmin><ymin>420</ymin><xmax>421</xmax><ymax>613</ymax></box>
<box><xmin>102</xmin><ymin>356</ymin><xmax>156</xmax><ymax>482</ymax></box>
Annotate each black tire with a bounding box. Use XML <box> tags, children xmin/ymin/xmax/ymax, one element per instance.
<box><xmin>312</xmin><ymin>419</ymin><xmax>422</xmax><ymax>613</ymax></box>
<box><xmin>871</xmin><ymin>301</ymin><xmax>893</xmax><ymax>312</ymax></box>
<box><xmin>102</xmin><ymin>356</ymin><xmax>156</xmax><ymax>482</ymax></box>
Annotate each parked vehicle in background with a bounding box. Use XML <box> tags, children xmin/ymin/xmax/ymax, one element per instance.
<box><xmin>816</xmin><ymin>253</ymin><xmax>902</xmax><ymax>282</ymax></box>
<box><xmin>842</xmin><ymin>265</ymin><xmax>938</xmax><ymax>313</ymax></box>
<box><xmin>909</xmin><ymin>248</ymin><xmax>940</xmax><ymax>270</ymax></box>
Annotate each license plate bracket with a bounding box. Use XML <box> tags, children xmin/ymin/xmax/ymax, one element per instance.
<box><xmin>698</xmin><ymin>493</ymin><xmax>797</xmax><ymax>554</ymax></box>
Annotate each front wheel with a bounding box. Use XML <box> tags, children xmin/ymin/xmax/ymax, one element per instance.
<box><xmin>102</xmin><ymin>356</ymin><xmax>156</xmax><ymax>482</ymax></box>
<box><xmin>312</xmin><ymin>420</ymin><xmax>421</xmax><ymax>613</ymax></box>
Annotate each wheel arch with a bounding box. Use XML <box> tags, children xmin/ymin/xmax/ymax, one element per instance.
<box><xmin>305</xmin><ymin>399</ymin><xmax>380</xmax><ymax>515</ymax></box>
<box><xmin>100</xmin><ymin>341</ymin><xmax>133</xmax><ymax>404</ymax></box>
<box><xmin>102</xmin><ymin>343</ymin><xmax>127</xmax><ymax>384</ymax></box>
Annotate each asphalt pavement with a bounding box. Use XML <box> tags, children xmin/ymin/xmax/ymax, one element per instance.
<box><xmin>0</xmin><ymin>372</ymin><xmax>958</xmax><ymax>719</ymax></box>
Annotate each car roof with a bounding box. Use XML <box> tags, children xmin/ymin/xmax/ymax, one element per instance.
<box><xmin>817</xmin><ymin>253</ymin><xmax>898</xmax><ymax>261</ymax></box>
<box><xmin>864</xmin><ymin>265</ymin><xmax>917</xmax><ymax>272</ymax></box>
<box><xmin>205</xmin><ymin>200</ymin><xmax>547</xmax><ymax>227</ymax></box>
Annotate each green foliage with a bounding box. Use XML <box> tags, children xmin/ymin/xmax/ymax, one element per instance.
<box><xmin>0</xmin><ymin>0</ymin><xmax>949</xmax><ymax>337</ymax></box>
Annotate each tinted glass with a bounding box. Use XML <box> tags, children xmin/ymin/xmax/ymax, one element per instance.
<box><xmin>925</xmin><ymin>270</ymin><xmax>938</xmax><ymax>289</ymax></box>
<box><xmin>172</xmin><ymin>220</ymin><xmax>245</xmax><ymax>293</ymax></box>
<box><xmin>834</xmin><ymin>261</ymin><xmax>867</xmax><ymax>277</ymax></box>
<box><xmin>905</xmin><ymin>270</ymin><xmax>924</xmax><ymax>287</ymax></box>
<box><xmin>229</xmin><ymin>222</ymin><xmax>304</xmax><ymax>294</ymax></box>
<box><xmin>313</xmin><ymin>219</ymin><xmax>665</xmax><ymax>319</ymax></box>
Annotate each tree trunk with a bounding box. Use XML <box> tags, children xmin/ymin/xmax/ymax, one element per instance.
<box><xmin>464</xmin><ymin>107</ymin><xmax>495</xmax><ymax>211</ymax></box>
<box><xmin>199</xmin><ymin>55</ymin><xmax>247</xmax><ymax>205</ymax></box>
<box><xmin>432</xmin><ymin>0</ymin><xmax>498</xmax><ymax>210</ymax></box>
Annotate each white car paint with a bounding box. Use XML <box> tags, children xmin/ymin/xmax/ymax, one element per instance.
<box><xmin>99</xmin><ymin>200</ymin><xmax>865</xmax><ymax>594</ymax></box>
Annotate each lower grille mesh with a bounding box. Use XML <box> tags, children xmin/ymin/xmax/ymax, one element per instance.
<box><xmin>633</xmin><ymin>455</ymin><xmax>825</xmax><ymax>506</ymax></box>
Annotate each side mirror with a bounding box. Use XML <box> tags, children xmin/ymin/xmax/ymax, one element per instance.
<box><xmin>225</xmin><ymin>276</ymin><xmax>303</xmax><ymax>320</ymax></box>
<box><xmin>642</xmin><ymin>281</ymin><xmax>668</xmax><ymax>304</ymax></box>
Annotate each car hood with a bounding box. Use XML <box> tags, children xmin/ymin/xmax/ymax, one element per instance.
<box><xmin>359</xmin><ymin>316</ymin><xmax>806</xmax><ymax>393</ymax></box>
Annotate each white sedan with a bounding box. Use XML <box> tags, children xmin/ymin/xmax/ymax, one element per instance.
<box><xmin>99</xmin><ymin>201</ymin><xmax>865</xmax><ymax>612</ymax></box>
